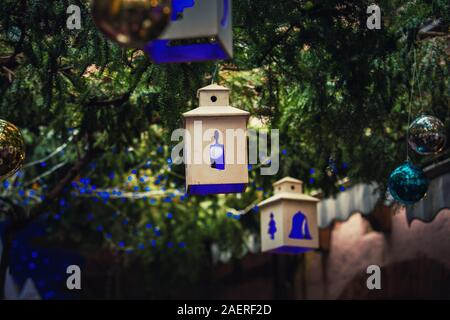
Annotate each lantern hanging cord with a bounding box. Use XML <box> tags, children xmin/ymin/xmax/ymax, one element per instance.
<box><xmin>413</xmin><ymin>49</ymin><xmax>425</xmax><ymax>114</ymax></box>
<box><xmin>406</xmin><ymin>48</ymin><xmax>418</xmax><ymax>161</ymax></box>
<box><xmin>211</xmin><ymin>63</ymin><xmax>220</xmax><ymax>84</ymax></box>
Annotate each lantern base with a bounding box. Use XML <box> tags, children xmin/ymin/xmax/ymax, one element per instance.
<box><xmin>269</xmin><ymin>246</ymin><xmax>315</xmax><ymax>255</ymax></box>
<box><xmin>145</xmin><ymin>40</ymin><xmax>229</xmax><ymax>64</ymax></box>
<box><xmin>188</xmin><ymin>183</ymin><xmax>246</xmax><ymax>195</ymax></box>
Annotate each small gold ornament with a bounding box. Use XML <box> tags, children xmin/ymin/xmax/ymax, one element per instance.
<box><xmin>91</xmin><ymin>0</ymin><xmax>172</xmax><ymax>48</ymax></box>
<box><xmin>0</xmin><ymin>119</ymin><xmax>25</xmax><ymax>181</ymax></box>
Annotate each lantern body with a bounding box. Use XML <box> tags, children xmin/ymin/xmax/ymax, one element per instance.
<box><xmin>145</xmin><ymin>0</ymin><xmax>232</xmax><ymax>63</ymax></box>
<box><xmin>183</xmin><ymin>84</ymin><xmax>249</xmax><ymax>195</ymax></box>
<box><xmin>259</xmin><ymin>177</ymin><xmax>319</xmax><ymax>254</ymax></box>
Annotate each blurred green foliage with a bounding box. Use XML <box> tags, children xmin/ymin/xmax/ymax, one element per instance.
<box><xmin>0</xmin><ymin>0</ymin><xmax>448</xmax><ymax>298</ymax></box>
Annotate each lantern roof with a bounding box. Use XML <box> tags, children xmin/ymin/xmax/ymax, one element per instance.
<box><xmin>196</xmin><ymin>84</ymin><xmax>230</xmax><ymax>97</ymax></box>
<box><xmin>183</xmin><ymin>106</ymin><xmax>249</xmax><ymax>118</ymax></box>
<box><xmin>273</xmin><ymin>176</ymin><xmax>303</xmax><ymax>187</ymax></box>
<box><xmin>184</xmin><ymin>84</ymin><xmax>250</xmax><ymax>118</ymax></box>
<box><xmin>259</xmin><ymin>176</ymin><xmax>320</xmax><ymax>208</ymax></box>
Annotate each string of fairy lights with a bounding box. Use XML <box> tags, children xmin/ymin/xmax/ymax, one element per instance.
<box><xmin>1</xmin><ymin>137</ymin><xmax>351</xmax><ymax>255</ymax></box>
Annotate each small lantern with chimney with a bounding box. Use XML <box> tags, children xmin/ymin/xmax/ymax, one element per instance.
<box><xmin>183</xmin><ymin>84</ymin><xmax>249</xmax><ymax>195</ymax></box>
<box><xmin>259</xmin><ymin>177</ymin><xmax>319</xmax><ymax>254</ymax></box>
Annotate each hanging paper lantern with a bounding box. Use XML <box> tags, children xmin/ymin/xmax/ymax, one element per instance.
<box><xmin>258</xmin><ymin>177</ymin><xmax>319</xmax><ymax>254</ymax></box>
<box><xmin>183</xmin><ymin>84</ymin><xmax>249</xmax><ymax>195</ymax></box>
<box><xmin>408</xmin><ymin>114</ymin><xmax>447</xmax><ymax>155</ymax></box>
<box><xmin>91</xmin><ymin>0</ymin><xmax>172</xmax><ymax>48</ymax></box>
<box><xmin>0</xmin><ymin>119</ymin><xmax>25</xmax><ymax>181</ymax></box>
<box><xmin>388</xmin><ymin>161</ymin><xmax>429</xmax><ymax>205</ymax></box>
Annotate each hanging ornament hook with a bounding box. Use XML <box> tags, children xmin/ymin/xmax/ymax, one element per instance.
<box><xmin>211</xmin><ymin>63</ymin><xmax>220</xmax><ymax>84</ymax></box>
<box><xmin>406</xmin><ymin>47</ymin><xmax>418</xmax><ymax>161</ymax></box>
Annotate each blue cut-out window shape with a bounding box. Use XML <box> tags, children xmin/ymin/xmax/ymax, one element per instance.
<box><xmin>288</xmin><ymin>211</ymin><xmax>312</xmax><ymax>240</ymax></box>
<box><xmin>171</xmin><ymin>0</ymin><xmax>195</xmax><ymax>21</ymax></box>
<box><xmin>268</xmin><ymin>213</ymin><xmax>277</xmax><ymax>240</ymax></box>
<box><xmin>210</xmin><ymin>130</ymin><xmax>225</xmax><ymax>170</ymax></box>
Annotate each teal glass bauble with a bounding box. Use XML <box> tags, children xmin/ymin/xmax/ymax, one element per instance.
<box><xmin>388</xmin><ymin>161</ymin><xmax>429</xmax><ymax>205</ymax></box>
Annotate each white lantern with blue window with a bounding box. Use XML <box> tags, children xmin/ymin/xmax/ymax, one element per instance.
<box><xmin>183</xmin><ymin>84</ymin><xmax>249</xmax><ymax>195</ymax></box>
<box><xmin>145</xmin><ymin>0</ymin><xmax>233</xmax><ymax>63</ymax></box>
<box><xmin>259</xmin><ymin>177</ymin><xmax>319</xmax><ymax>254</ymax></box>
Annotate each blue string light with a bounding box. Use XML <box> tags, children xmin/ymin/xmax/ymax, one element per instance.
<box><xmin>6</xmin><ymin>148</ymin><xmax>197</xmax><ymax>259</ymax></box>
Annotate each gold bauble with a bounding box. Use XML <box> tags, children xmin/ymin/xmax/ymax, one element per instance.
<box><xmin>0</xmin><ymin>119</ymin><xmax>25</xmax><ymax>181</ymax></box>
<box><xmin>91</xmin><ymin>0</ymin><xmax>172</xmax><ymax>48</ymax></box>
